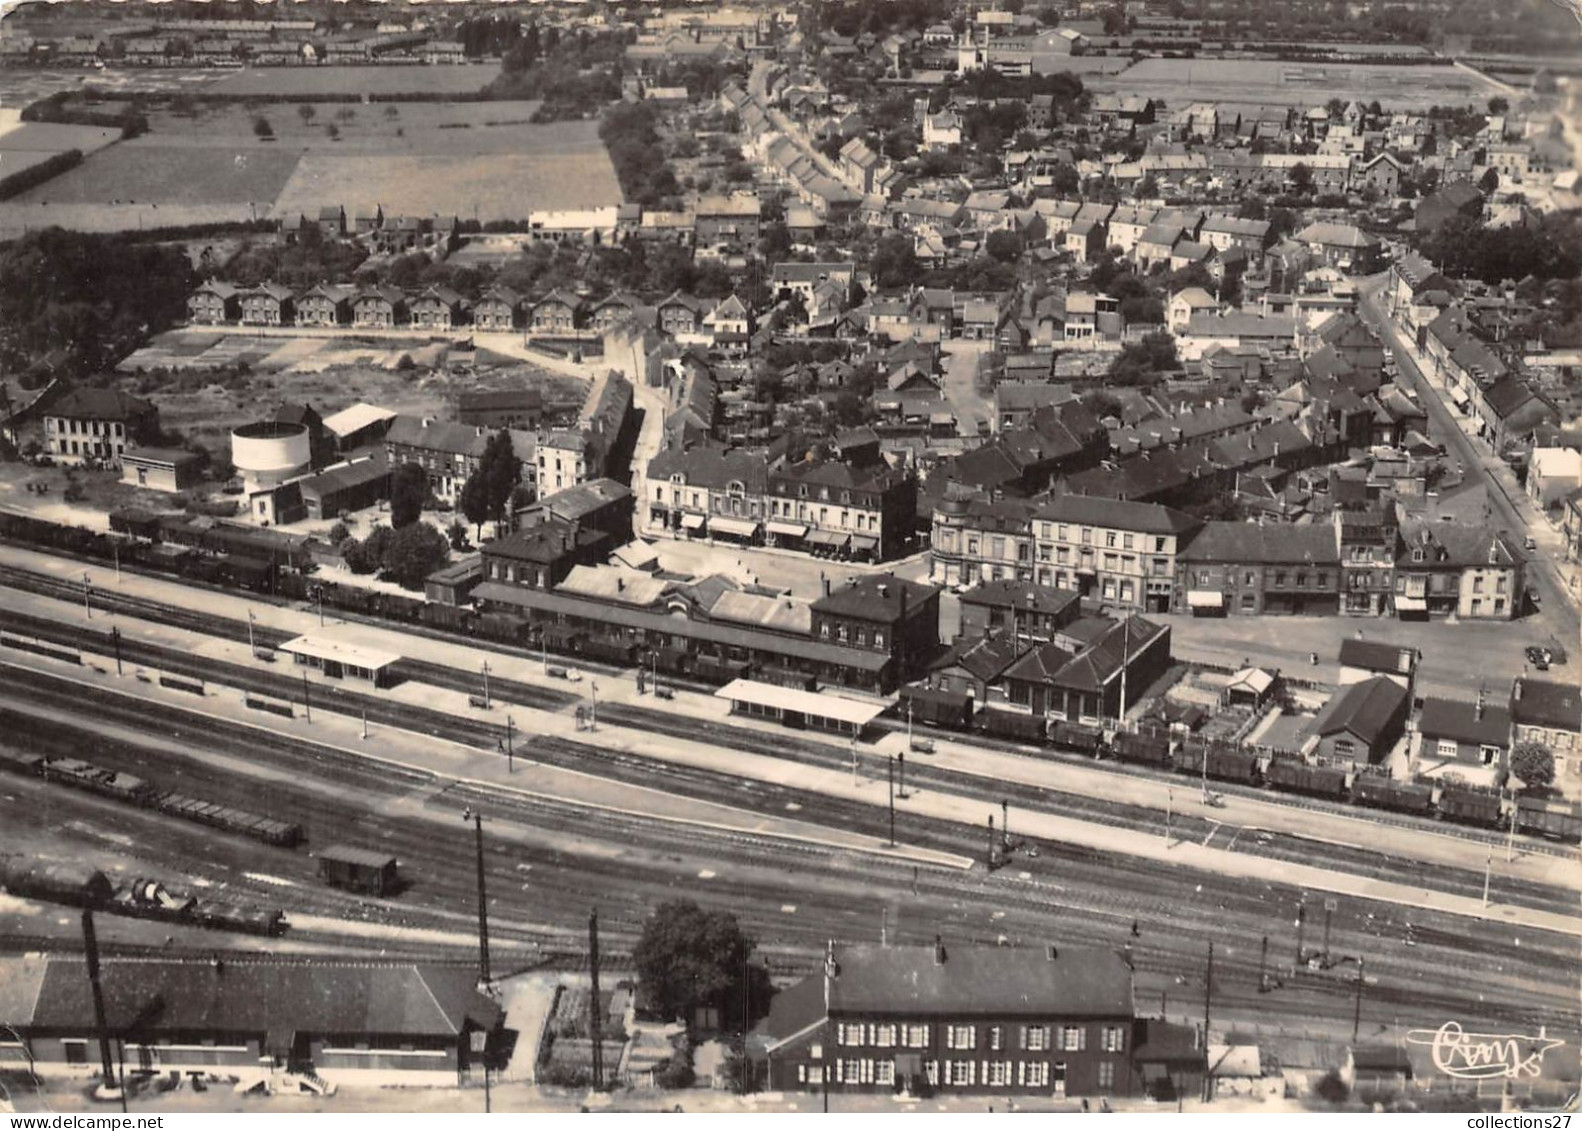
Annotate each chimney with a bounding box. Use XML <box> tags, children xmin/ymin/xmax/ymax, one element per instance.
<box><xmin>617</xmin><ymin>577</ymin><xmax>625</xmax><ymax>593</ymax></box>
<box><xmin>1046</xmin><ymin>944</ymin><xmax>1058</xmax><ymax>962</ymax></box>
<box><xmin>878</xmin><ymin>582</ymin><xmax>889</xmax><ymax>598</ymax></box>
<box><xmin>1475</xmin><ymin>689</ymin><xmax>1485</xmax><ymax>721</ymax></box>
<box><xmin>822</xmin><ymin>575</ymin><xmax>831</xmax><ymax>597</ymax></box>
<box><xmin>1513</xmin><ymin>678</ymin><xmax>1522</xmax><ymax>701</ymax></box>
<box><xmin>933</xmin><ymin>935</ymin><xmax>946</xmax><ymax>966</ymax></box>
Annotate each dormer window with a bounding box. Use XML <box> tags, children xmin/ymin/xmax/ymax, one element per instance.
<box><xmin>1412</xmin><ymin>549</ymin><xmax>1424</xmax><ymax>563</ymax></box>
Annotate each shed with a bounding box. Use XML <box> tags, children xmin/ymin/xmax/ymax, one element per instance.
<box><xmin>121</xmin><ymin>447</ymin><xmax>204</xmax><ymax>493</ymax></box>
<box><xmin>315</xmin><ymin>845</ymin><xmax>399</xmax><ymax>895</ymax></box>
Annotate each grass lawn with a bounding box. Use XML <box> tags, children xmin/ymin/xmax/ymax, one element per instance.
<box><xmin>6</xmin><ymin>144</ymin><xmax>302</xmax><ymax>205</ymax></box>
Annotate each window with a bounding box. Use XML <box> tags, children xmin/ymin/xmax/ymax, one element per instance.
<box><xmin>1334</xmin><ymin>739</ymin><xmax>1355</xmax><ymax>758</ymax></box>
<box><xmin>904</xmin><ymin>1024</ymin><xmax>930</xmax><ymax>1048</ymax></box>
<box><xmin>1026</xmin><ymin>1062</ymin><xmax>1050</xmax><ymax>1087</ymax></box>
<box><xmin>989</xmin><ymin>1025</ymin><xmax>1003</xmax><ymax>1051</ymax></box>
<box><xmin>1058</xmin><ymin>525</ymin><xmax>1070</xmax><ymax>540</ymax></box>
<box><xmin>836</xmin><ymin>1022</ymin><xmax>855</xmax><ymax>1046</ymax></box>
<box><xmin>1155</xmin><ymin>537</ymin><xmax>1167</xmax><ymax>552</ymax></box>
<box><xmin>1061</xmin><ymin>1026</ymin><xmax>1086</xmax><ymax>1052</ymax></box>
<box><xmin>946</xmin><ymin>1024</ymin><xmax>976</xmax><ymax>1050</ymax></box>
<box><xmin>1102</xmin><ymin>1026</ymin><xmax>1126</xmax><ymax>1053</ymax></box>
<box><xmin>839</xmin><ymin>1060</ymin><xmax>862</xmax><ymax>1083</ymax></box>
<box><xmin>1124</xmin><ymin>533</ymin><xmax>1135</xmax><ymax>550</ymax></box>
<box><xmin>1480</xmin><ymin>745</ymin><xmax>1501</xmax><ymax>766</ymax></box>
<box><xmin>1098</xmin><ymin>1061</ymin><xmax>1116</xmax><ymax>1090</ymax></box>
<box><xmin>987</xmin><ymin>1061</ymin><xmax>1010</xmax><ymax>1086</ymax></box>
<box><xmin>873</xmin><ymin>630</ymin><xmax>885</xmax><ymax>649</ymax></box>
<box><xmin>949</xmin><ymin>1061</ymin><xmax>974</xmax><ymax>1086</ymax></box>
<box><xmin>1106</xmin><ymin>531</ymin><xmax>1117</xmax><ymax>548</ymax></box>
<box><xmin>875</xmin><ymin>1061</ymin><xmax>895</xmax><ymax>1086</ymax></box>
<box><xmin>1024</xmin><ymin>1025</ymin><xmax>1049</xmax><ymax>1051</ymax></box>
<box><xmin>875</xmin><ymin>1024</ymin><xmax>897</xmax><ymax>1048</ymax></box>
<box><xmin>924</xmin><ymin>1060</ymin><xmax>939</xmax><ymax>1087</ymax></box>
<box><xmin>1081</xmin><ymin>527</ymin><xmax>1093</xmax><ymax>544</ymax></box>
<box><xmin>63</xmin><ymin>1040</ymin><xmax>88</xmax><ymax>1065</ymax></box>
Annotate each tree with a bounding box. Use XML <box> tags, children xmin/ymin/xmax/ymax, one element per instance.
<box><xmin>1510</xmin><ymin>740</ymin><xmax>1556</xmax><ymax>790</ymax></box>
<box><xmin>985</xmin><ymin>229</ymin><xmax>1023</xmax><ymax>263</ymax></box>
<box><xmin>868</xmin><ymin>233</ymin><xmax>920</xmax><ymax>291</ymax></box>
<box><xmin>389</xmin><ymin>462</ymin><xmax>428</xmax><ymax>528</ymax></box>
<box><xmin>380</xmin><ymin>522</ymin><xmax>450</xmax><ymax>590</ymax></box>
<box><xmin>1137</xmin><ymin>172</ymin><xmax>1159</xmax><ymax>199</ymax></box>
<box><xmin>1488</xmin><ymin>96</ymin><xmax>1509</xmax><ymax>116</ymax></box>
<box><xmin>297</xmin><ymin>104</ymin><xmax>317</xmax><ymax>125</ymax></box>
<box><xmin>447</xmin><ymin>519</ymin><xmax>471</xmax><ymax>552</ymax></box>
<box><xmin>633</xmin><ymin>899</ymin><xmax>756</xmax><ymax>1027</ymax></box>
<box><xmin>252</xmin><ymin>115</ymin><xmax>273</xmax><ymax>139</ymax></box>
<box><xmin>458</xmin><ymin>430</ymin><xmax>522</xmax><ymax>540</ymax></box>
<box><xmin>1289</xmin><ymin>162</ymin><xmax>1313</xmax><ymax>195</ymax></box>
<box><xmin>1479</xmin><ymin>167</ymin><xmax>1500</xmax><ymax>194</ymax></box>
<box><xmin>327</xmin><ymin>521</ymin><xmax>350</xmax><ymax>545</ymax></box>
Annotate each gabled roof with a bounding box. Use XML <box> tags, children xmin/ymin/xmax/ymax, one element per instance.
<box><xmin>824</xmin><ymin>943</ymin><xmax>1133</xmax><ymax>1017</ymax></box>
<box><xmin>1417</xmin><ymin>697</ymin><xmax>1511</xmax><ymax>748</ymax></box>
<box><xmin>1033</xmin><ymin>494</ymin><xmax>1201</xmax><ymax>536</ymax></box>
<box><xmin>960</xmin><ymin>579</ymin><xmax>1081</xmax><ymax>620</ymax></box>
<box><xmin>1181</xmin><ymin>521</ymin><xmax>1337</xmax><ymax>565</ymax></box>
<box><xmin>46</xmin><ymin>388</ymin><xmax>154</xmax><ymax>422</ymax></box>
<box><xmin>1309</xmin><ymin>676</ymin><xmax>1408</xmax><ymax>746</ymax></box>
<box><xmin>812</xmin><ymin>573</ymin><xmax>938</xmax><ymax>622</ymax></box>
<box><xmin>1510</xmin><ymin>678</ymin><xmax>1582</xmax><ymax>733</ymax></box>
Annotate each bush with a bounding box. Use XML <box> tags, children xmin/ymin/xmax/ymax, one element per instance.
<box><xmin>253</xmin><ymin>116</ymin><xmax>274</xmax><ymax>139</ymax></box>
<box><xmin>327</xmin><ymin>522</ymin><xmax>350</xmax><ymax>546</ymax></box>
<box><xmin>1314</xmin><ymin>1069</ymin><xmax>1350</xmax><ymax>1105</ymax></box>
<box><xmin>0</xmin><ymin>149</ymin><xmax>83</xmax><ymax>201</ymax></box>
<box><xmin>653</xmin><ymin>1035</ymin><xmax>695</xmax><ymax>1090</ymax></box>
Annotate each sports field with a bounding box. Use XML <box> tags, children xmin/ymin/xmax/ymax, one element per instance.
<box><xmin>208</xmin><ymin>63</ymin><xmax>503</xmax><ymax>97</ymax></box>
<box><xmin>1089</xmin><ymin>58</ymin><xmax>1506</xmax><ymax>109</ymax></box>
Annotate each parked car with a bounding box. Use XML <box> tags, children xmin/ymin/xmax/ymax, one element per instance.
<box><xmin>1526</xmin><ymin>645</ymin><xmax>1553</xmax><ymax>670</ymax></box>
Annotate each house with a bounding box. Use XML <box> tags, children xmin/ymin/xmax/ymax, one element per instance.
<box><xmin>1527</xmin><ymin>448</ymin><xmax>1582</xmax><ymax>512</ymax></box>
<box><xmin>457</xmin><ymin>390</ymin><xmax>544</xmax><ymax>431</ymax></box>
<box><xmin>1292</xmin><ymin>222</ymin><xmax>1381</xmax><ymax>272</ymax></box>
<box><xmin>811</xmin><ymin>573</ymin><xmax>940</xmax><ymax>684</ymax></box>
<box><xmin>471</xmin><ymin>286</ymin><xmax>522</xmax><ymax>332</ymax></box>
<box><xmin>657</xmin><ymin>291</ymin><xmax>707</xmax><ymax>337</ymax></box>
<box><xmin>0</xmin><ymin>953</ymin><xmax>501</xmax><ymax>1088</ymax></box>
<box><xmin>529</xmin><ymin>290</ymin><xmax>583</xmax><ymax>335</ymax></box>
<box><xmin>352</xmin><ymin>285</ymin><xmax>407</xmax><ymax>329</ymax></box>
<box><xmin>959</xmin><ymin>579</ymin><xmax>1081</xmax><ymax>643</ymax></box>
<box><xmin>188</xmin><ymin>280</ymin><xmax>240</xmax><ymax>325</ymax></box>
<box><xmin>1166</xmin><ymin>287</ymin><xmax>1217</xmax><ymax>333</ymax></box>
<box><xmin>1414</xmin><ymin>182</ymin><xmax>1484</xmax><ymax>236</ymax></box>
<box><xmin>409</xmin><ymin>286</ymin><xmax>466</xmax><ymax>331</ymax></box>
<box><xmin>1337</xmin><ymin>638</ymin><xmax>1418</xmax><ymax>690</ymax></box>
<box><xmin>1177</xmin><ymin>522</ymin><xmax>1339</xmax><ymax>616</ymax></box>
<box><xmin>1302</xmin><ymin>675</ymin><xmax>1410</xmax><ymax>766</ymax></box>
<box><xmin>695</xmin><ymin>193</ymin><xmax>762</xmax><ymax>247</ymax></box>
<box><xmin>704</xmin><ymin>294</ymin><xmax>753</xmax><ymax>348</ymax></box>
<box><xmin>385</xmin><ymin>416</ymin><xmax>534</xmax><ymax>504</ymax></box>
<box><xmin>316</xmin><ymin>205</ymin><xmax>347</xmax><ymax>239</ymax></box>
<box><xmin>295</xmin><ymin>283</ymin><xmax>355</xmax><ymax>328</ymax></box>
<box><xmin>923</xmin><ymin>111</ymin><xmax>962</xmax><ymax>150</ymax></box>
<box><xmin>481</xmin><ymin>517</ymin><xmax>611</xmax><ymax>591</ymax></box>
<box><xmin>43</xmin><ymin>389</ymin><xmax>158</xmax><ymax>468</ymax></box>
<box><xmin>772</xmin><ymin>262</ymin><xmax>857</xmax><ymax>307</ymax></box>
<box><xmin>1351</xmin><ymin>151</ymin><xmax>1401</xmax><ymax>196</ymax></box>
<box><xmin>1509</xmin><ymin>677</ymin><xmax>1581</xmax><ymax>781</ymax></box>
<box><xmin>992</xmin><ymin>382</ymin><xmax>1075</xmax><ymax>434</ymax></box>
<box><xmin>1394</xmin><ymin>520</ymin><xmax>1524</xmax><ymax>621</ymax></box>
<box><xmin>239</xmin><ymin>282</ymin><xmax>294</xmax><ymax>327</ymax></box>
<box><xmin>588</xmin><ymin>292</ymin><xmax>647</xmax><ymax>334</ymax></box>
<box><xmin>925</xmin><ymin>632</ymin><xmax>1025</xmax><ymax>703</ymax></box>
<box><xmin>1417</xmin><ymin>695</ymin><xmax>1511</xmax><ymax>772</ymax></box>
<box><xmin>1001</xmin><ymin>615</ymin><xmax>1172</xmax><ymax>723</ymax></box>
<box><xmin>753</xmin><ymin>941</ymin><xmax>1138</xmax><ymax>1097</ymax></box>
<box><xmin>295</xmin><ymin>456</ymin><xmax>391</xmax><ymax>521</ymax></box>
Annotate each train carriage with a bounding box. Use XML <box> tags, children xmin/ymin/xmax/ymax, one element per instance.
<box><xmin>1050</xmin><ymin>720</ymin><xmax>1104</xmax><ymax>756</ymax></box>
<box><xmin>40</xmin><ymin>757</ymin><xmax>157</xmax><ymax>804</ymax></box>
<box><xmin>977</xmin><ymin>709</ymin><xmax>1047</xmax><ymax>744</ymax></box>
<box><xmin>0</xmin><ymin>748</ymin><xmax>48</xmax><ymax>777</ymax></box>
<box><xmin>1352</xmin><ymin>775</ymin><xmax>1435</xmax><ymax>815</ymax></box>
<box><xmin>315</xmin><ymin>845</ymin><xmax>399</xmax><ymax>896</ymax></box>
<box><xmin>578</xmin><ymin>633</ymin><xmax>638</xmax><ymax>666</ymax></box>
<box><xmin>752</xmin><ymin>664</ymin><xmax>819</xmax><ymax>692</ymax></box>
<box><xmin>1111</xmin><ymin>729</ymin><xmax>1173</xmax><ymax>767</ymax></box>
<box><xmin>0</xmin><ymin>860</ymin><xmax>113</xmax><ymax>907</ymax></box>
<box><xmin>1176</xmin><ymin>743</ymin><xmax>1262</xmax><ymax>785</ymax></box>
<box><xmin>1515</xmin><ymin>795</ymin><xmax>1582</xmax><ymax>841</ymax></box>
<box><xmin>897</xmin><ymin>685</ymin><xmax>974</xmax><ymax>731</ymax></box>
<box><xmin>1264</xmin><ymin>758</ymin><xmax>1350</xmax><ymax>800</ymax></box>
<box><xmin>1436</xmin><ymin>786</ymin><xmax>1504</xmax><ymax>828</ymax></box>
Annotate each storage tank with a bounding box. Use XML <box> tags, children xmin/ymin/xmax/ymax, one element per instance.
<box><xmin>231</xmin><ymin>421</ymin><xmax>312</xmax><ymax>494</ymax></box>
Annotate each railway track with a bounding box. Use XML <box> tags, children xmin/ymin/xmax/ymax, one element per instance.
<box><xmin>1</xmin><ymin>596</ymin><xmax>1575</xmax><ymax>916</ymax></box>
<box><xmin>1</xmin><ymin>664</ymin><xmax>1575</xmax><ymax>1041</ymax></box>
<box><xmin>4</xmin><ymin>555</ymin><xmax>1571</xmax><ymax>865</ymax></box>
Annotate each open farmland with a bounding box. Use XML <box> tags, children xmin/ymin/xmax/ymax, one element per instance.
<box><xmin>1089</xmin><ymin>58</ymin><xmax>1508</xmax><ymax>109</ymax></box>
<box><xmin>0</xmin><ymin>115</ymin><xmax>127</xmax><ymax>181</ymax></box>
<box><xmin>0</xmin><ymin>98</ymin><xmax>619</xmax><ymax>234</ymax></box>
<box><xmin>208</xmin><ymin>63</ymin><xmax>502</xmax><ymax>97</ymax></box>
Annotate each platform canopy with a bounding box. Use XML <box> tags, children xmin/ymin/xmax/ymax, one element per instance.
<box><xmin>278</xmin><ymin>634</ymin><xmax>401</xmax><ymax>674</ymax></box>
<box><xmin>714</xmin><ymin>678</ymin><xmax>889</xmax><ymax>728</ymax></box>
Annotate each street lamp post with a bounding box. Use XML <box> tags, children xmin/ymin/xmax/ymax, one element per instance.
<box><xmin>461</xmin><ymin>808</ymin><xmax>491</xmax><ymax>988</ymax></box>
<box><xmin>247</xmin><ymin>610</ymin><xmax>256</xmax><ymax>653</ymax></box>
<box><xmin>314</xmin><ymin>586</ymin><xmax>324</xmax><ymax>628</ymax></box>
<box><xmin>83</xmin><ymin>573</ymin><xmax>92</xmax><ymax>620</ymax></box>
<box><xmin>589</xmin><ymin>680</ymin><xmax>598</xmax><ymax>731</ymax></box>
<box><xmin>482</xmin><ymin>661</ymin><xmax>491</xmax><ymax>710</ymax></box>
<box><xmin>506</xmin><ymin>715</ymin><xmax>514</xmax><ymax>772</ymax></box>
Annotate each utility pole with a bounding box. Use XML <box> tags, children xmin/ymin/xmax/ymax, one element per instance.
<box><xmin>81</xmin><ymin>909</ymin><xmax>125</xmax><ymax>1113</ymax></box>
<box><xmin>1352</xmin><ymin>958</ymin><xmax>1366</xmax><ymax>1043</ymax></box>
<box><xmin>986</xmin><ymin>814</ymin><xmax>996</xmax><ymax>869</ymax></box>
<box><xmin>1507</xmin><ymin>795</ymin><xmax>1518</xmax><ymax>862</ymax></box>
<box><xmin>482</xmin><ymin>661</ymin><xmax>491</xmax><ymax>709</ymax></box>
<box><xmin>906</xmin><ymin>699</ymin><xmax>913</xmax><ymax>750</ymax></box>
<box><xmin>887</xmin><ymin>756</ymin><xmax>896</xmax><ymax>846</ymax></box>
<box><xmin>463</xmin><ymin>808</ymin><xmax>491</xmax><ymax>987</ymax></box>
<box><xmin>247</xmin><ymin>610</ymin><xmax>256</xmax><ymax>653</ymax></box>
<box><xmin>315</xmin><ymin>586</ymin><xmax>324</xmax><ymax>627</ymax></box>
<box><xmin>1482</xmin><ymin>851</ymin><xmax>1492</xmax><ymax>907</ymax></box>
<box><xmin>1258</xmin><ymin>935</ymin><xmax>1269</xmax><ymax>993</ymax></box>
<box><xmin>361</xmin><ymin>709</ymin><xmax>368</xmax><ymax>740</ymax></box>
<box><xmin>1001</xmin><ymin>798</ymin><xmax>1009</xmax><ymax>852</ymax></box>
<box><xmin>1165</xmin><ymin>788</ymin><xmax>1173</xmax><ymax>846</ymax></box>
<box><xmin>110</xmin><ymin>627</ymin><xmax>121</xmax><ymax>677</ymax></box>
<box><xmin>506</xmin><ymin>716</ymin><xmax>514</xmax><ymax>772</ymax></box>
<box><xmin>1201</xmin><ymin>941</ymin><xmax>1214</xmax><ymax>1103</ymax></box>
<box><xmin>83</xmin><ymin>572</ymin><xmax>92</xmax><ymax>620</ymax></box>
<box><xmin>113</xmin><ymin>540</ymin><xmax>120</xmax><ymax>584</ymax></box>
<box><xmin>590</xmin><ymin>680</ymin><xmax>598</xmax><ymax>731</ymax></box>
<box><xmin>897</xmin><ymin>750</ymin><xmax>906</xmax><ymax>799</ymax></box>
<box><xmin>589</xmin><ymin>910</ymin><xmax>603</xmax><ymax>1090</ymax></box>
<box><xmin>1322</xmin><ymin>898</ymin><xmax>1336</xmax><ymax>966</ymax></box>
<box><xmin>1295</xmin><ymin>903</ymin><xmax>1306</xmax><ymax>965</ymax></box>
<box><xmin>302</xmin><ymin>671</ymin><xmax>311</xmax><ymax>723</ymax></box>
<box><xmin>1117</xmin><ymin>614</ymin><xmax>1129</xmax><ymax>729</ymax></box>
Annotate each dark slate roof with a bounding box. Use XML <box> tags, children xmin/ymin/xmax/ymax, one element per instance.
<box><xmin>812</xmin><ymin>573</ymin><xmax>938</xmax><ymax>622</ymax></box>
<box><xmin>485</xmin><ymin>518</ymin><xmax>604</xmax><ymax>564</ymax></box>
<box><xmin>647</xmin><ymin>444</ymin><xmax>770</xmax><ymax>492</ymax></box>
<box><xmin>826</xmin><ymin>943</ymin><xmax>1134</xmax><ymax>1017</ymax></box>
<box><xmin>1510</xmin><ymin>678</ymin><xmax>1582</xmax><ymax>733</ymax></box>
<box><xmin>1338</xmin><ymin>638</ymin><xmax>1417</xmax><ymax>675</ymax></box>
<box><xmin>46</xmin><ymin>388</ymin><xmax>155</xmax><ymax>422</ymax></box>
<box><xmin>1309</xmin><ymin>676</ymin><xmax>1408</xmax><ymax>746</ymax></box>
<box><xmin>1417</xmin><ymin>697</ymin><xmax>1512</xmax><ymax>747</ymax></box>
<box><xmin>15</xmin><ymin>956</ymin><xmax>500</xmax><ymax>1040</ymax></box>
<box><xmin>960</xmin><ymin>579</ymin><xmax>1081</xmax><ymax>619</ymax></box>
<box><xmin>928</xmin><ymin>632</ymin><xmax>1026</xmax><ymax>682</ymax></box>
<box><xmin>1033</xmin><ymin>494</ymin><xmax>1201</xmax><ymax>536</ymax></box>
<box><xmin>1182</xmin><ymin>521</ymin><xmax>1337</xmax><ymax>564</ymax></box>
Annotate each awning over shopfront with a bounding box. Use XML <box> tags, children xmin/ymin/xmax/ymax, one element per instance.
<box><xmin>849</xmin><ymin>534</ymin><xmax>880</xmax><ymax>557</ymax></box>
<box><xmin>766</xmin><ymin>521</ymin><xmax>807</xmax><ymax>538</ymax></box>
<box><xmin>1187</xmin><ymin>590</ymin><xmax>1225</xmax><ymax>609</ymax></box>
<box><xmin>680</xmin><ymin>513</ymin><xmax>707</xmax><ymax>531</ymax></box>
<box><xmin>710</xmin><ymin>517</ymin><xmax>759</xmax><ymax>539</ymax></box>
<box><xmin>805</xmin><ymin>530</ymin><xmax>850</xmax><ymax>549</ymax></box>
<box><xmin>1395</xmin><ymin>596</ymin><xmax>1428</xmax><ymax>614</ymax></box>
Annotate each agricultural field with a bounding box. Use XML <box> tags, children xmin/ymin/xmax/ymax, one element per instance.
<box><xmin>1089</xmin><ymin>57</ymin><xmax>1508</xmax><ymax>109</ymax></box>
<box><xmin>208</xmin><ymin>63</ymin><xmax>503</xmax><ymax>98</ymax></box>
<box><xmin>0</xmin><ymin>97</ymin><xmax>620</xmax><ymax>234</ymax></box>
<box><xmin>1032</xmin><ymin>54</ymin><xmax>1133</xmax><ymax>77</ymax></box>
<box><xmin>0</xmin><ymin>112</ymin><xmax>127</xmax><ymax>181</ymax></box>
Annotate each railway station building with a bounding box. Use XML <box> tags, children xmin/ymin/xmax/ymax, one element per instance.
<box><xmin>0</xmin><ymin>954</ymin><xmax>501</xmax><ymax>1088</ymax></box>
<box><xmin>751</xmin><ymin>940</ymin><xmax>1139</xmax><ymax>1099</ymax></box>
<box><xmin>278</xmin><ymin>634</ymin><xmax>400</xmax><ymax>688</ymax></box>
